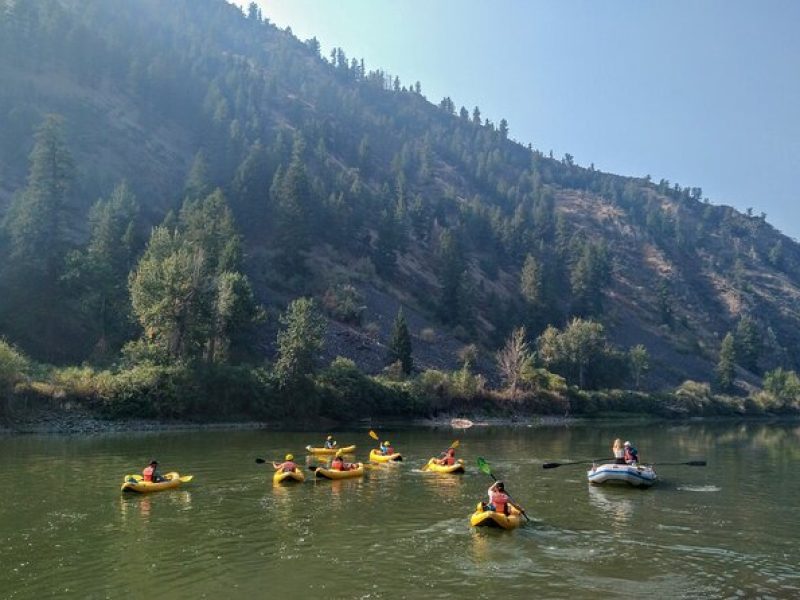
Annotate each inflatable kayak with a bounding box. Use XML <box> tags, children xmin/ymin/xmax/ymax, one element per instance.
<box><xmin>587</xmin><ymin>463</ymin><xmax>657</xmax><ymax>488</ymax></box>
<box><xmin>273</xmin><ymin>469</ymin><xmax>305</xmax><ymax>484</ymax></box>
<box><xmin>423</xmin><ymin>458</ymin><xmax>465</xmax><ymax>474</ymax></box>
<box><xmin>121</xmin><ymin>471</ymin><xmax>192</xmax><ymax>494</ymax></box>
<box><xmin>469</xmin><ymin>502</ymin><xmax>523</xmax><ymax>530</ymax></box>
<box><xmin>305</xmin><ymin>444</ymin><xmax>356</xmax><ymax>455</ymax></box>
<box><xmin>314</xmin><ymin>464</ymin><xmax>365</xmax><ymax>480</ymax></box>
<box><xmin>369</xmin><ymin>449</ymin><xmax>403</xmax><ymax>463</ymax></box>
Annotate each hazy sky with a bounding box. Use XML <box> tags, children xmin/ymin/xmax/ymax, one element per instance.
<box><xmin>237</xmin><ymin>0</ymin><xmax>800</xmax><ymax>239</ymax></box>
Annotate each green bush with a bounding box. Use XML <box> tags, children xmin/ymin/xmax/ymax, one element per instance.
<box><xmin>0</xmin><ymin>340</ymin><xmax>28</xmax><ymax>391</ymax></box>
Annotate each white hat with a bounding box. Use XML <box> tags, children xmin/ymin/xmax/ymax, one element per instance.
<box><xmin>624</xmin><ymin>441</ymin><xmax>631</xmax><ymax>446</ymax></box>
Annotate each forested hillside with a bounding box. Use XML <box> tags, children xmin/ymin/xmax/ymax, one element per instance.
<box><xmin>2</xmin><ymin>0</ymin><xmax>800</xmax><ymax>419</ymax></box>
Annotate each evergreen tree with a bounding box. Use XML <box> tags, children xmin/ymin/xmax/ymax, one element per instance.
<box><xmin>274</xmin><ymin>298</ymin><xmax>326</xmax><ymax>389</ymax></box>
<box><xmin>0</xmin><ymin>114</ymin><xmax>75</xmax><ymax>360</ymax></box>
<box><xmin>388</xmin><ymin>307</ymin><xmax>413</xmax><ymax>375</ymax></box>
<box><xmin>273</xmin><ymin>138</ymin><xmax>314</xmax><ymax>275</ymax></box>
<box><xmin>629</xmin><ymin>344</ymin><xmax>649</xmax><ymax>390</ymax></box>
<box><xmin>715</xmin><ymin>332</ymin><xmax>736</xmax><ymax>393</ymax></box>
<box><xmin>63</xmin><ymin>181</ymin><xmax>140</xmax><ymax>358</ymax></box>
<box><xmin>733</xmin><ymin>316</ymin><xmax>761</xmax><ymax>373</ymax></box>
<box><xmin>436</xmin><ymin>229</ymin><xmax>467</xmax><ymax>325</ymax></box>
<box><xmin>520</xmin><ymin>253</ymin><xmax>541</xmax><ymax>305</ymax></box>
<box><xmin>184</xmin><ymin>151</ymin><xmax>211</xmax><ymax>200</ymax></box>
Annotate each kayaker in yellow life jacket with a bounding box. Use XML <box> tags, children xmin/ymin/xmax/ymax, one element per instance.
<box><xmin>273</xmin><ymin>454</ymin><xmax>298</xmax><ymax>473</ymax></box>
<box><xmin>379</xmin><ymin>441</ymin><xmax>394</xmax><ymax>455</ymax></box>
<box><xmin>324</xmin><ymin>435</ymin><xmax>337</xmax><ymax>449</ymax></box>
<box><xmin>623</xmin><ymin>441</ymin><xmax>639</xmax><ymax>465</ymax></box>
<box><xmin>612</xmin><ymin>438</ymin><xmax>625</xmax><ymax>464</ymax></box>
<box><xmin>434</xmin><ymin>447</ymin><xmax>456</xmax><ymax>466</ymax></box>
<box><xmin>142</xmin><ymin>460</ymin><xmax>164</xmax><ymax>483</ymax></box>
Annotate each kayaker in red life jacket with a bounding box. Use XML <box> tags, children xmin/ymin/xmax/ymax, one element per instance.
<box><xmin>434</xmin><ymin>447</ymin><xmax>456</xmax><ymax>466</ymax></box>
<box><xmin>484</xmin><ymin>481</ymin><xmax>512</xmax><ymax>515</ymax></box>
<box><xmin>331</xmin><ymin>450</ymin><xmax>356</xmax><ymax>471</ymax></box>
<box><xmin>273</xmin><ymin>454</ymin><xmax>297</xmax><ymax>473</ymax></box>
<box><xmin>142</xmin><ymin>460</ymin><xmax>164</xmax><ymax>483</ymax></box>
<box><xmin>623</xmin><ymin>441</ymin><xmax>639</xmax><ymax>465</ymax></box>
<box><xmin>379</xmin><ymin>441</ymin><xmax>394</xmax><ymax>455</ymax></box>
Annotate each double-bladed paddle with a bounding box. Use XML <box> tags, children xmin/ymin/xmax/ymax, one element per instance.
<box><xmin>476</xmin><ymin>457</ymin><xmax>530</xmax><ymax>522</ymax></box>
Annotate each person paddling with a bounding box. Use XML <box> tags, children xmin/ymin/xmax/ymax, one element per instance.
<box><xmin>483</xmin><ymin>481</ymin><xmax>524</xmax><ymax>516</ymax></box>
<box><xmin>612</xmin><ymin>439</ymin><xmax>625</xmax><ymax>464</ymax></box>
<box><xmin>142</xmin><ymin>460</ymin><xmax>164</xmax><ymax>483</ymax></box>
<box><xmin>273</xmin><ymin>454</ymin><xmax>298</xmax><ymax>473</ymax></box>
<box><xmin>331</xmin><ymin>450</ymin><xmax>357</xmax><ymax>471</ymax></box>
<box><xmin>324</xmin><ymin>435</ymin><xmax>337</xmax><ymax>450</ymax></box>
<box><xmin>623</xmin><ymin>441</ymin><xmax>640</xmax><ymax>465</ymax></box>
<box><xmin>379</xmin><ymin>440</ymin><xmax>395</xmax><ymax>455</ymax></box>
<box><xmin>434</xmin><ymin>447</ymin><xmax>457</xmax><ymax>466</ymax></box>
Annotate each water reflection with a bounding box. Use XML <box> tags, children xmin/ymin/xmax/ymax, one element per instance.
<box><xmin>586</xmin><ymin>485</ymin><xmax>635</xmax><ymax>527</ymax></box>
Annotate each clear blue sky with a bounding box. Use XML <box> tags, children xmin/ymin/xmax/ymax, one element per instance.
<box><xmin>237</xmin><ymin>0</ymin><xmax>800</xmax><ymax>239</ymax></box>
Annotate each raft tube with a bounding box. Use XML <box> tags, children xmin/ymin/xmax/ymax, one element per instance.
<box><xmin>273</xmin><ymin>469</ymin><xmax>305</xmax><ymax>484</ymax></box>
<box><xmin>121</xmin><ymin>471</ymin><xmax>188</xmax><ymax>494</ymax></box>
<box><xmin>369</xmin><ymin>449</ymin><xmax>403</xmax><ymax>463</ymax></box>
<box><xmin>469</xmin><ymin>502</ymin><xmax>523</xmax><ymax>530</ymax></box>
<box><xmin>423</xmin><ymin>458</ymin><xmax>465</xmax><ymax>474</ymax></box>
<box><xmin>314</xmin><ymin>464</ymin><xmax>365</xmax><ymax>480</ymax></box>
<box><xmin>587</xmin><ymin>463</ymin><xmax>657</xmax><ymax>488</ymax></box>
<box><xmin>305</xmin><ymin>444</ymin><xmax>357</xmax><ymax>456</ymax></box>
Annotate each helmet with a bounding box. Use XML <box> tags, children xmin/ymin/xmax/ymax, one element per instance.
<box><xmin>383</xmin><ymin>441</ymin><xmax>390</xmax><ymax>446</ymax></box>
<box><xmin>327</xmin><ymin>435</ymin><xmax>333</xmax><ymax>440</ymax></box>
<box><xmin>624</xmin><ymin>441</ymin><xmax>631</xmax><ymax>447</ymax></box>
<box><xmin>285</xmin><ymin>454</ymin><xmax>294</xmax><ymax>461</ymax></box>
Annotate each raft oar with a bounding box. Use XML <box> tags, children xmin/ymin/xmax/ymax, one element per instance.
<box><xmin>650</xmin><ymin>460</ymin><xmax>707</xmax><ymax>467</ymax></box>
<box><xmin>541</xmin><ymin>458</ymin><xmax>607</xmax><ymax>469</ymax></box>
<box><xmin>476</xmin><ymin>457</ymin><xmax>531</xmax><ymax>522</ymax></box>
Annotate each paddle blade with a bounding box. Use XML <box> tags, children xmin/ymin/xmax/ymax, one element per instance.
<box><xmin>369</xmin><ymin>430</ymin><xmax>379</xmax><ymax>441</ymax></box>
<box><xmin>542</xmin><ymin>462</ymin><xmax>561</xmax><ymax>469</ymax></box>
<box><xmin>686</xmin><ymin>460</ymin><xmax>707</xmax><ymax>467</ymax></box>
<box><xmin>450</xmin><ymin>440</ymin><xmax>460</xmax><ymax>449</ymax></box>
<box><xmin>179</xmin><ymin>475</ymin><xmax>193</xmax><ymax>483</ymax></box>
<box><xmin>255</xmin><ymin>458</ymin><xmax>266</xmax><ymax>464</ymax></box>
<box><xmin>476</xmin><ymin>456</ymin><xmax>492</xmax><ymax>476</ymax></box>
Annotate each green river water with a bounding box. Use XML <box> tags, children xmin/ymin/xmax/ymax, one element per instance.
<box><xmin>1</xmin><ymin>420</ymin><xmax>798</xmax><ymax>599</ymax></box>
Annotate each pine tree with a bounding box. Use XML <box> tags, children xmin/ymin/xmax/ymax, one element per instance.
<box><xmin>184</xmin><ymin>151</ymin><xmax>211</xmax><ymax>200</ymax></box>
<box><xmin>275</xmin><ymin>298</ymin><xmax>326</xmax><ymax>389</ymax></box>
<box><xmin>388</xmin><ymin>307</ymin><xmax>413</xmax><ymax>375</ymax></box>
<box><xmin>716</xmin><ymin>333</ymin><xmax>736</xmax><ymax>393</ymax></box>
<box><xmin>274</xmin><ymin>138</ymin><xmax>314</xmax><ymax>274</ymax></box>
<box><xmin>0</xmin><ymin>114</ymin><xmax>75</xmax><ymax>359</ymax></box>
<box><xmin>733</xmin><ymin>316</ymin><xmax>761</xmax><ymax>373</ymax></box>
<box><xmin>520</xmin><ymin>253</ymin><xmax>541</xmax><ymax>305</ymax></box>
<box><xmin>437</xmin><ymin>229</ymin><xmax>466</xmax><ymax>325</ymax></box>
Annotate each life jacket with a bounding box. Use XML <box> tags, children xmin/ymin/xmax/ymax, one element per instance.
<box><xmin>280</xmin><ymin>461</ymin><xmax>297</xmax><ymax>472</ymax></box>
<box><xmin>444</xmin><ymin>454</ymin><xmax>455</xmax><ymax>466</ymax></box>
<box><xmin>325</xmin><ymin>441</ymin><xmax>335</xmax><ymax>449</ymax></box>
<box><xmin>490</xmin><ymin>491</ymin><xmax>509</xmax><ymax>514</ymax></box>
<box><xmin>142</xmin><ymin>465</ymin><xmax>155</xmax><ymax>482</ymax></box>
<box><xmin>624</xmin><ymin>447</ymin><xmax>638</xmax><ymax>463</ymax></box>
<box><xmin>332</xmin><ymin>457</ymin><xmax>345</xmax><ymax>471</ymax></box>
<box><xmin>384</xmin><ymin>446</ymin><xmax>394</xmax><ymax>455</ymax></box>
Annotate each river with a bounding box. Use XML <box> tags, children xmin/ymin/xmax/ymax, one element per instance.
<box><xmin>1</xmin><ymin>420</ymin><xmax>798</xmax><ymax>599</ymax></box>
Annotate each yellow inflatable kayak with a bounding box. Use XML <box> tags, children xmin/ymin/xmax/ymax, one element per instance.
<box><xmin>469</xmin><ymin>502</ymin><xmax>523</xmax><ymax>530</ymax></box>
<box><xmin>314</xmin><ymin>464</ymin><xmax>365</xmax><ymax>479</ymax></box>
<box><xmin>423</xmin><ymin>458</ymin><xmax>465</xmax><ymax>474</ymax></box>
<box><xmin>273</xmin><ymin>469</ymin><xmax>305</xmax><ymax>484</ymax></box>
<box><xmin>121</xmin><ymin>471</ymin><xmax>193</xmax><ymax>494</ymax></box>
<box><xmin>369</xmin><ymin>449</ymin><xmax>403</xmax><ymax>463</ymax></box>
<box><xmin>305</xmin><ymin>444</ymin><xmax>356</xmax><ymax>455</ymax></box>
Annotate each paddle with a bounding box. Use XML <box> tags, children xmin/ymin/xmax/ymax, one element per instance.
<box><xmin>421</xmin><ymin>439</ymin><xmax>460</xmax><ymax>471</ymax></box>
<box><xmin>476</xmin><ymin>457</ymin><xmax>531</xmax><ymax>522</ymax></box>
<box><xmin>255</xmin><ymin>458</ymin><xmax>267</xmax><ymax>464</ymax></box>
<box><xmin>541</xmin><ymin>458</ymin><xmax>608</xmax><ymax>469</ymax></box>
